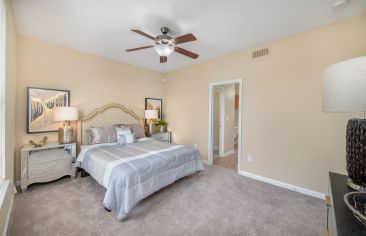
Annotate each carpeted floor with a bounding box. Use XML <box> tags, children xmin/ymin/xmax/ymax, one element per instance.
<box><xmin>9</xmin><ymin>165</ymin><xmax>325</xmax><ymax>236</ymax></box>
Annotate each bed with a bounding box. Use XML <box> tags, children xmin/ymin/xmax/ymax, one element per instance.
<box><xmin>75</xmin><ymin>103</ymin><xmax>204</xmax><ymax>220</ymax></box>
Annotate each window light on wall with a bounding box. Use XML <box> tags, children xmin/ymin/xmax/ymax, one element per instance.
<box><xmin>0</xmin><ymin>0</ymin><xmax>6</xmax><ymax>182</ymax></box>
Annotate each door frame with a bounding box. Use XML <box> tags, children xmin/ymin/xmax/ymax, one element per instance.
<box><xmin>208</xmin><ymin>79</ymin><xmax>243</xmax><ymax>173</ymax></box>
<box><xmin>213</xmin><ymin>87</ymin><xmax>225</xmax><ymax>157</ymax></box>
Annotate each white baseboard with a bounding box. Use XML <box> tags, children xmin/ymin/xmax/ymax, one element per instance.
<box><xmin>0</xmin><ymin>181</ymin><xmax>15</xmax><ymax>236</ymax></box>
<box><xmin>3</xmin><ymin>193</ymin><xmax>14</xmax><ymax>236</ymax></box>
<box><xmin>221</xmin><ymin>149</ymin><xmax>235</xmax><ymax>158</ymax></box>
<box><xmin>238</xmin><ymin>170</ymin><xmax>325</xmax><ymax>200</ymax></box>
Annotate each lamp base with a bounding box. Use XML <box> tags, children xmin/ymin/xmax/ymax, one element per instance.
<box><xmin>346</xmin><ymin>118</ymin><xmax>366</xmax><ymax>185</ymax></box>
<box><xmin>148</xmin><ymin>123</ymin><xmax>156</xmax><ymax>136</ymax></box>
<box><xmin>347</xmin><ymin>178</ymin><xmax>366</xmax><ymax>192</ymax></box>
<box><xmin>58</xmin><ymin>123</ymin><xmax>73</xmax><ymax>144</ymax></box>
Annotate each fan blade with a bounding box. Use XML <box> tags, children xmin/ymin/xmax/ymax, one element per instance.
<box><xmin>174</xmin><ymin>33</ymin><xmax>197</xmax><ymax>44</ymax></box>
<box><xmin>126</xmin><ymin>45</ymin><xmax>153</xmax><ymax>52</ymax></box>
<box><xmin>131</xmin><ymin>29</ymin><xmax>156</xmax><ymax>40</ymax></box>
<box><xmin>175</xmin><ymin>47</ymin><xmax>199</xmax><ymax>59</ymax></box>
<box><xmin>160</xmin><ymin>56</ymin><xmax>167</xmax><ymax>63</ymax></box>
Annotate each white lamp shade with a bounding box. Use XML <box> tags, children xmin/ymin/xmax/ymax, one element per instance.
<box><xmin>53</xmin><ymin>107</ymin><xmax>78</xmax><ymax>121</ymax></box>
<box><xmin>145</xmin><ymin>110</ymin><xmax>158</xmax><ymax>119</ymax></box>
<box><xmin>154</xmin><ymin>44</ymin><xmax>174</xmax><ymax>57</ymax></box>
<box><xmin>322</xmin><ymin>55</ymin><xmax>366</xmax><ymax>112</ymax></box>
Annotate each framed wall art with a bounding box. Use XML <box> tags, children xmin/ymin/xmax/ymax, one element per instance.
<box><xmin>27</xmin><ymin>87</ymin><xmax>70</xmax><ymax>133</ymax></box>
<box><xmin>145</xmin><ymin>98</ymin><xmax>162</xmax><ymax>124</ymax></box>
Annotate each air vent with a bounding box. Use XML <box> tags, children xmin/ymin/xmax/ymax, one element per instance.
<box><xmin>252</xmin><ymin>48</ymin><xmax>269</xmax><ymax>59</ymax></box>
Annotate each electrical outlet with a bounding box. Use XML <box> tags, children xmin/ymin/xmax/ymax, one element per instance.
<box><xmin>247</xmin><ymin>155</ymin><xmax>253</xmax><ymax>162</ymax></box>
<box><xmin>193</xmin><ymin>144</ymin><xmax>198</xmax><ymax>149</ymax></box>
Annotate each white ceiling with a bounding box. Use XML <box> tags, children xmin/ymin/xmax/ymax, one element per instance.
<box><xmin>11</xmin><ymin>0</ymin><xmax>366</xmax><ymax>72</ymax></box>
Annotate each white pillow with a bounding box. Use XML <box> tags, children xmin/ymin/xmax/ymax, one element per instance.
<box><xmin>116</xmin><ymin>127</ymin><xmax>135</xmax><ymax>144</ymax></box>
<box><xmin>118</xmin><ymin>133</ymin><xmax>136</xmax><ymax>145</ymax></box>
<box><xmin>116</xmin><ymin>127</ymin><xmax>131</xmax><ymax>135</ymax></box>
<box><xmin>116</xmin><ymin>127</ymin><xmax>130</xmax><ymax>141</ymax></box>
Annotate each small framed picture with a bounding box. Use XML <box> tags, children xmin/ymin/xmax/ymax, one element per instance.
<box><xmin>145</xmin><ymin>98</ymin><xmax>163</xmax><ymax>124</ymax></box>
<box><xmin>27</xmin><ymin>87</ymin><xmax>70</xmax><ymax>133</ymax></box>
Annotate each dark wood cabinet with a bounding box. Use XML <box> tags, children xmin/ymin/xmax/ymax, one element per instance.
<box><xmin>326</xmin><ymin>172</ymin><xmax>366</xmax><ymax>236</ymax></box>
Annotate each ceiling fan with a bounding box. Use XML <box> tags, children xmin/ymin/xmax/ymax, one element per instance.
<box><xmin>126</xmin><ymin>27</ymin><xmax>199</xmax><ymax>63</ymax></box>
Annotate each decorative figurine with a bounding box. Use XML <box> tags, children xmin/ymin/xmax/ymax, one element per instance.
<box><xmin>29</xmin><ymin>136</ymin><xmax>48</xmax><ymax>147</ymax></box>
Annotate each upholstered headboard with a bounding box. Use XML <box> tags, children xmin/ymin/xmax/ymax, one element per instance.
<box><xmin>77</xmin><ymin>103</ymin><xmax>144</xmax><ymax>145</ymax></box>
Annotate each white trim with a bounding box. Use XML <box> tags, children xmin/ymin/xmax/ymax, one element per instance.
<box><xmin>208</xmin><ymin>79</ymin><xmax>243</xmax><ymax>175</ymax></box>
<box><xmin>0</xmin><ymin>180</ymin><xmax>14</xmax><ymax>236</ymax></box>
<box><xmin>3</xmin><ymin>191</ymin><xmax>14</xmax><ymax>236</ymax></box>
<box><xmin>238</xmin><ymin>170</ymin><xmax>325</xmax><ymax>199</ymax></box>
<box><xmin>0</xmin><ymin>180</ymin><xmax>8</xmax><ymax>206</ymax></box>
<box><xmin>221</xmin><ymin>149</ymin><xmax>235</xmax><ymax>157</ymax></box>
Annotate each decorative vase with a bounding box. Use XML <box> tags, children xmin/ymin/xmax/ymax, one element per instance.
<box><xmin>346</xmin><ymin>118</ymin><xmax>366</xmax><ymax>190</ymax></box>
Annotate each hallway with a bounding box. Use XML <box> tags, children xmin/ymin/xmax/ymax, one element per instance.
<box><xmin>213</xmin><ymin>144</ymin><xmax>238</xmax><ymax>171</ymax></box>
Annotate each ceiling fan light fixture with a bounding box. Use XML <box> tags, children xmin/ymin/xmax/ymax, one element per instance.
<box><xmin>154</xmin><ymin>44</ymin><xmax>174</xmax><ymax>57</ymax></box>
<box><xmin>127</xmin><ymin>28</ymin><xmax>198</xmax><ymax>63</ymax></box>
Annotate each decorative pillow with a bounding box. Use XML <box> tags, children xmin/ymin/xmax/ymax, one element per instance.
<box><xmin>113</xmin><ymin>123</ymin><xmax>145</xmax><ymax>138</ymax></box>
<box><xmin>115</xmin><ymin>127</ymin><xmax>131</xmax><ymax>142</ymax></box>
<box><xmin>118</xmin><ymin>124</ymin><xmax>146</xmax><ymax>139</ymax></box>
<box><xmin>117</xmin><ymin>133</ymin><xmax>136</xmax><ymax>145</ymax></box>
<box><xmin>116</xmin><ymin>127</ymin><xmax>132</xmax><ymax>135</ymax></box>
<box><xmin>117</xmin><ymin>134</ymin><xmax>127</xmax><ymax>145</ymax></box>
<box><xmin>86</xmin><ymin>126</ymin><xmax>117</xmax><ymax>145</ymax></box>
<box><xmin>130</xmin><ymin>124</ymin><xmax>146</xmax><ymax>139</ymax></box>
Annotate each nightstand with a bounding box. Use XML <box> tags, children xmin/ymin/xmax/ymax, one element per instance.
<box><xmin>20</xmin><ymin>142</ymin><xmax>76</xmax><ymax>192</ymax></box>
<box><xmin>151</xmin><ymin>132</ymin><xmax>171</xmax><ymax>143</ymax></box>
<box><xmin>325</xmin><ymin>172</ymin><xmax>366</xmax><ymax>236</ymax></box>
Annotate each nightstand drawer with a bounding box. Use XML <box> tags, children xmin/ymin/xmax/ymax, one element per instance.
<box><xmin>28</xmin><ymin>148</ymin><xmax>70</xmax><ymax>164</ymax></box>
<box><xmin>28</xmin><ymin>158</ymin><xmax>71</xmax><ymax>179</ymax></box>
<box><xmin>154</xmin><ymin>133</ymin><xmax>169</xmax><ymax>141</ymax></box>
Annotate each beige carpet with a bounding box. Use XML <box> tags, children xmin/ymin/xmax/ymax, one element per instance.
<box><xmin>9</xmin><ymin>165</ymin><xmax>324</xmax><ymax>236</ymax></box>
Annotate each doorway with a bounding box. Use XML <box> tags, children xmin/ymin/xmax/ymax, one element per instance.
<box><xmin>208</xmin><ymin>79</ymin><xmax>242</xmax><ymax>173</ymax></box>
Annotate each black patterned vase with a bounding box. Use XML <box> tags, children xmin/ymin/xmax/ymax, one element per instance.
<box><xmin>346</xmin><ymin>118</ymin><xmax>366</xmax><ymax>186</ymax></box>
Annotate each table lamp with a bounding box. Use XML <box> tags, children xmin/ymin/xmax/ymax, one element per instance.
<box><xmin>145</xmin><ymin>110</ymin><xmax>158</xmax><ymax>135</ymax></box>
<box><xmin>53</xmin><ymin>107</ymin><xmax>78</xmax><ymax>144</ymax></box>
<box><xmin>322</xmin><ymin>55</ymin><xmax>366</xmax><ymax>191</ymax></box>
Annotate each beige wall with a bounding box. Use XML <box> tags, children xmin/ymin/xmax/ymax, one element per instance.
<box><xmin>4</xmin><ymin>0</ymin><xmax>15</xmax><ymax>182</ymax></box>
<box><xmin>165</xmin><ymin>14</ymin><xmax>366</xmax><ymax>194</ymax></box>
<box><xmin>0</xmin><ymin>0</ymin><xmax>17</xmax><ymax>233</ymax></box>
<box><xmin>15</xmin><ymin>36</ymin><xmax>164</xmax><ymax>180</ymax></box>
